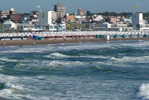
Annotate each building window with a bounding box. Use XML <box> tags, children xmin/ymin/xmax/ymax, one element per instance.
<box><xmin>46</xmin><ymin>26</ymin><xmax>49</xmax><ymax>29</ymax></box>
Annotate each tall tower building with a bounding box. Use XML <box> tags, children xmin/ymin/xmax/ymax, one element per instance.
<box><xmin>54</xmin><ymin>3</ymin><xmax>66</xmax><ymax>19</ymax></box>
<box><xmin>132</xmin><ymin>12</ymin><xmax>144</xmax><ymax>29</ymax></box>
<box><xmin>77</xmin><ymin>8</ymin><xmax>86</xmax><ymax>16</ymax></box>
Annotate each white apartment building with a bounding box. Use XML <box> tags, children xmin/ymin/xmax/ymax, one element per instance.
<box><xmin>39</xmin><ymin>11</ymin><xmax>57</xmax><ymax>25</ymax></box>
<box><xmin>39</xmin><ymin>11</ymin><xmax>57</xmax><ymax>31</ymax></box>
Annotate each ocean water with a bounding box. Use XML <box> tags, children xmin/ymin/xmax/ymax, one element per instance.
<box><xmin>0</xmin><ymin>40</ymin><xmax>149</xmax><ymax>100</ymax></box>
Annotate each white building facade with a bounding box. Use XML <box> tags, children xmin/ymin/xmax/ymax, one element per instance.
<box><xmin>39</xmin><ymin>10</ymin><xmax>66</xmax><ymax>32</ymax></box>
<box><xmin>39</xmin><ymin>11</ymin><xmax>57</xmax><ymax>25</ymax></box>
<box><xmin>3</xmin><ymin>20</ymin><xmax>17</xmax><ymax>32</ymax></box>
<box><xmin>132</xmin><ymin>12</ymin><xmax>149</xmax><ymax>30</ymax></box>
<box><xmin>39</xmin><ymin>11</ymin><xmax>58</xmax><ymax>32</ymax></box>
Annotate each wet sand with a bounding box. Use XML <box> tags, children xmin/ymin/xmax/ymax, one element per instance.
<box><xmin>0</xmin><ymin>37</ymin><xmax>149</xmax><ymax>46</ymax></box>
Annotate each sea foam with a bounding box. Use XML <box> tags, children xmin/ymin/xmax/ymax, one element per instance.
<box><xmin>0</xmin><ymin>57</ymin><xmax>18</xmax><ymax>62</ymax></box>
<box><xmin>138</xmin><ymin>83</ymin><xmax>149</xmax><ymax>100</ymax></box>
<box><xmin>111</xmin><ymin>56</ymin><xmax>149</xmax><ymax>63</ymax></box>
<box><xmin>44</xmin><ymin>52</ymin><xmax>70</xmax><ymax>58</ymax></box>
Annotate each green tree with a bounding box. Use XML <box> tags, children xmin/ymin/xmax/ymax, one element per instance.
<box><xmin>86</xmin><ymin>11</ymin><xmax>92</xmax><ymax>16</ymax></box>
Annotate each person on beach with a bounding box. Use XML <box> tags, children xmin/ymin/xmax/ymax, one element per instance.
<box><xmin>2</xmin><ymin>41</ymin><xmax>6</xmax><ymax>47</ymax></box>
<box><xmin>33</xmin><ymin>42</ymin><xmax>36</xmax><ymax>46</ymax></box>
<box><xmin>3</xmin><ymin>42</ymin><xmax>6</xmax><ymax>46</ymax></box>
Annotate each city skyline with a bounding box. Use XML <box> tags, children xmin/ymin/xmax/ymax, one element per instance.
<box><xmin>0</xmin><ymin>0</ymin><xmax>149</xmax><ymax>13</ymax></box>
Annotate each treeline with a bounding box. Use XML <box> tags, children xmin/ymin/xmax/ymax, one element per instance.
<box><xmin>86</xmin><ymin>11</ymin><xmax>149</xmax><ymax>17</ymax></box>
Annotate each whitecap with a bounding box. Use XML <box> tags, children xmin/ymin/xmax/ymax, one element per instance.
<box><xmin>0</xmin><ymin>58</ymin><xmax>18</xmax><ymax>62</ymax></box>
<box><xmin>44</xmin><ymin>52</ymin><xmax>70</xmax><ymax>58</ymax></box>
<box><xmin>44</xmin><ymin>52</ymin><xmax>110</xmax><ymax>60</ymax></box>
<box><xmin>110</xmin><ymin>56</ymin><xmax>149</xmax><ymax>63</ymax></box>
<box><xmin>0</xmin><ymin>82</ymin><xmax>26</xmax><ymax>100</ymax></box>
<box><xmin>78</xmin><ymin>55</ymin><xmax>111</xmax><ymax>59</ymax></box>
<box><xmin>2</xmin><ymin>48</ymin><xmax>42</xmax><ymax>53</ymax></box>
<box><xmin>5</xmin><ymin>82</ymin><xmax>24</xmax><ymax>90</ymax></box>
<box><xmin>120</xmin><ymin>41</ymin><xmax>149</xmax><ymax>48</ymax></box>
<box><xmin>138</xmin><ymin>83</ymin><xmax>149</xmax><ymax>100</ymax></box>
<box><xmin>49</xmin><ymin>61</ymin><xmax>85</xmax><ymax>67</ymax></box>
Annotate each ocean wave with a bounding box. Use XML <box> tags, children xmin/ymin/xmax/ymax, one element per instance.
<box><xmin>44</xmin><ymin>52</ymin><xmax>110</xmax><ymax>60</ymax></box>
<box><xmin>0</xmin><ymin>58</ymin><xmax>18</xmax><ymax>62</ymax></box>
<box><xmin>49</xmin><ymin>61</ymin><xmax>85</xmax><ymax>68</ymax></box>
<box><xmin>1</xmin><ymin>40</ymin><xmax>149</xmax><ymax>54</ymax></box>
<box><xmin>110</xmin><ymin>56</ymin><xmax>149</xmax><ymax>63</ymax></box>
<box><xmin>5</xmin><ymin>82</ymin><xmax>24</xmax><ymax>90</ymax></box>
<box><xmin>98</xmin><ymin>56</ymin><xmax>149</xmax><ymax>68</ymax></box>
<box><xmin>0</xmin><ymin>82</ymin><xmax>25</xmax><ymax>99</ymax></box>
<box><xmin>2</xmin><ymin>48</ymin><xmax>43</xmax><ymax>53</ymax></box>
<box><xmin>89</xmin><ymin>56</ymin><xmax>149</xmax><ymax>68</ymax></box>
<box><xmin>1</xmin><ymin>42</ymin><xmax>114</xmax><ymax>54</ymax></box>
<box><xmin>0</xmin><ymin>82</ymin><xmax>6</xmax><ymax>90</ymax></box>
<box><xmin>13</xmin><ymin>59</ymin><xmax>88</xmax><ymax>71</ymax></box>
<box><xmin>0</xmin><ymin>75</ymin><xmax>35</xmax><ymax>99</ymax></box>
<box><xmin>84</xmin><ymin>55</ymin><xmax>110</xmax><ymax>59</ymax></box>
<box><xmin>44</xmin><ymin>52</ymin><xmax>70</xmax><ymax>58</ymax></box>
<box><xmin>121</xmin><ymin>41</ymin><xmax>149</xmax><ymax>47</ymax></box>
<box><xmin>138</xmin><ymin>83</ymin><xmax>149</xmax><ymax>100</ymax></box>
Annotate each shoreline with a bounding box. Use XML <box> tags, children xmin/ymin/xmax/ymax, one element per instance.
<box><xmin>0</xmin><ymin>37</ymin><xmax>149</xmax><ymax>46</ymax></box>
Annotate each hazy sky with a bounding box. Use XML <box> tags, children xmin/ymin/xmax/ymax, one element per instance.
<box><xmin>0</xmin><ymin>0</ymin><xmax>149</xmax><ymax>13</ymax></box>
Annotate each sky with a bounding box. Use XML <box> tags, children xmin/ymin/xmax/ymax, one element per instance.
<box><xmin>0</xmin><ymin>0</ymin><xmax>149</xmax><ymax>13</ymax></box>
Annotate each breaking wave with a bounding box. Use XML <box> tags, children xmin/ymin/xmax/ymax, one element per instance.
<box><xmin>1</xmin><ymin>40</ymin><xmax>149</xmax><ymax>99</ymax></box>
<box><xmin>49</xmin><ymin>61</ymin><xmax>85</xmax><ymax>68</ymax></box>
<box><xmin>44</xmin><ymin>52</ymin><xmax>111</xmax><ymax>59</ymax></box>
<box><xmin>44</xmin><ymin>52</ymin><xmax>70</xmax><ymax>58</ymax></box>
<box><xmin>0</xmin><ymin>80</ymin><xmax>25</xmax><ymax>99</ymax></box>
<box><xmin>109</xmin><ymin>56</ymin><xmax>149</xmax><ymax>63</ymax></box>
<box><xmin>0</xmin><ymin>58</ymin><xmax>18</xmax><ymax>62</ymax></box>
<box><xmin>138</xmin><ymin>83</ymin><xmax>149</xmax><ymax>100</ymax></box>
<box><xmin>0</xmin><ymin>82</ymin><xmax>6</xmax><ymax>90</ymax></box>
<box><xmin>2</xmin><ymin>48</ymin><xmax>44</xmax><ymax>53</ymax></box>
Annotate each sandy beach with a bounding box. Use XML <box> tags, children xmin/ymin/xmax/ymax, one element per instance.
<box><xmin>0</xmin><ymin>37</ymin><xmax>149</xmax><ymax>46</ymax></box>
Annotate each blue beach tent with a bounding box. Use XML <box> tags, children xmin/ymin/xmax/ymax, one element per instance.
<box><xmin>137</xmin><ymin>34</ymin><xmax>140</xmax><ymax>38</ymax></box>
<box><xmin>129</xmin><ymin>34</ymin><xmax>133</xmax><ymax>38</ymax></box>
<box><xmin>33</xmin><ymin>35</ymin><xmax>38</xmax><ymax>40</ymax></box>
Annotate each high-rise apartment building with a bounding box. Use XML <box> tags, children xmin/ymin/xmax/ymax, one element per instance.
<box><xmin>132</xmin><ymin>12</ymin><xmax>144</xmax><ymax>29</ymax></box>
<box><xmin>77</xmin><ymin>8</ymin><xmax>86</xmax><ymax>16</ymax></box>
<box><xmin>54</xmin><ymin>3</ymin><xmax>66</xmax><ymax>18</ymax></box>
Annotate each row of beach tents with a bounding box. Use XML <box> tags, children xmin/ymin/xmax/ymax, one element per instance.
<box><xmin>0</xmin><ymin>31</ymin><xmax>149</xmax><ymax>40</ymax></box>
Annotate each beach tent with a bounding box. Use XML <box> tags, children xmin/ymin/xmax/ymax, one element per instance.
<box><xmin>129</xmin><ymin>33</ymin><xmax>133</xmax><ymax>38</ymax></box>
<box><xmin>38</xmin><ymin>37</ymin><xmax>42</xmax><ymax>40</ymax></box>
<box><xmin>33</xmin><ymin>35</ymin><xmax>38</xmax><ymax>40</ymax></box>
<box><xmin>98</xmin><ymin>35</ymin><xmax>104</xmax><ymax>39</ymax></box>
<box><xmin>113</xmin><ymin>34</ymin><xmax>117</xmax><ymax>38</ymax></box>
<box><xmin>121</xmin><ymin>34</ymin><xmax>126</xmax><ymax>38</ymax></box>
<box><xmin>95</xmin><ymin>34</ymin><xmax>98</xmax><ymax>38</ymax></box>
<box><xmin>143</xmin><ymin>34</ymin><xmax>147</xmax><ymax>37</ymax></box>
